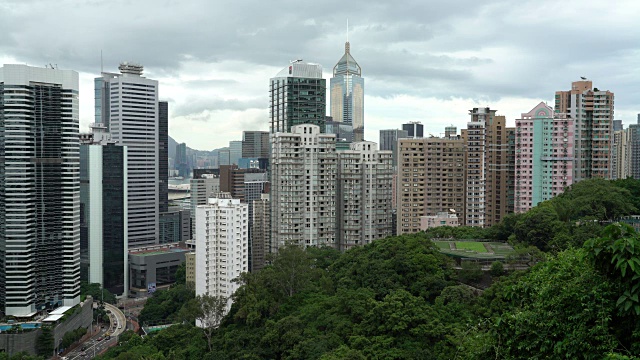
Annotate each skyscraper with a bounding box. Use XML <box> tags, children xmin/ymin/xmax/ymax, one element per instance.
<box><xmin>0</xmin><ymin>65</ymin><xmax>81</xmax><ymax>316</ymax></box>
<box><xmin>402</xmin><ymin>122</ymin><xmax>424</xmax><ymax>139</ymax></box>
<box><xmin>175</xmin><ymin>142</ymin><xmax>188</xmax><ymax>177</ymax></box>
<box><xmin>331</xmin><ymin>41</ymin><xmax>364</xmax><ymax>142</ymax></box>
<box><xmin>462</xmin><ymin>108</ymin><xmax>488</xmax><ymax>227</ymax></box>
<box><xmin>80</xmin><ymin>143</ymin><xmax>128</xmax><ymax>296</ymax></box>
<box><xmin>242</xmin><ymin>131</ymin><xmax>269</xmax><ymax>158</ymax></box>
<box><xmin>555</xmin><ymin>80</ymin><xmax>614</xmax><ymax>180</ymax></box>
<box><xmin>379</xmin><ymin>129</ymin><xmax>409</xmax><ymax>168</ymax></box>
<box><xmin>514</xmin><ymin>103</ymin><xmax>575</xmax><ymax>213</ymax></box>
<box><xmin>159</xmin><ymin>101</ymin><xmax>169</xmax><ymax>213</ymax></box>
<box><xmin>269</xmin><ymin>61</ymin><xmax>326</xmax><ymax>133</ymax></box>
<box><xmin>337</xmin><ymin>142</ymin><xmax>393</xmax><ymax>251</ymax></box>
<box><xmin>97</xmin><ymin>62</ymin><xmax>159</xmax><ymax>247</ymax></box>
<box><xmin>483</xmin><ymin>113</ymin><xmax>515</xmax><ymax>227</ymax></box>
<box><xmin>270</xmin><ymin>124</ymin><xmax>337</xmax><ymax>249</ymax></box>
<box><xmin>229</xmin><ymin>140</ymin><xmax>243</xmax><ymax>166</ymax></box>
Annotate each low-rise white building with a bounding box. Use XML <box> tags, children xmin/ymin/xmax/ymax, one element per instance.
<box><xmin>195</xmin><ymin>195</ymin><xmax>248</xmax><ymax>319</ymax></box>
<box><xmin>420</xmin><ymin>212</ymin><xmax>459</xmax><ymax>230</ymax></box>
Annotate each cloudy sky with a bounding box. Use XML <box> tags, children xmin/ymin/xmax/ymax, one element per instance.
<box><xmin>1</xmin><ymin>0</ymin><xmax>639</xmax><ymax>150</ymax></box>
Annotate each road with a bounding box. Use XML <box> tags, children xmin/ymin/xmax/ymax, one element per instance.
<box><xmin>63</xmin><ymin>304</ymin><xmax>127</xmax><ymax>359</ymax></box>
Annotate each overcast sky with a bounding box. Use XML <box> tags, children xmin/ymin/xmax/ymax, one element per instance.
<box><xmin>1</xmin><ymin>0</ymin><xmax>639</xmax><ymax>150</ymax></box>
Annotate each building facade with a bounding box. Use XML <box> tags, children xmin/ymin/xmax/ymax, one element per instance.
<box><xmin>159</xmin><ymin>207</ymin><xmax>191</xmax><ymax>244</ymax></box>
<box><xmin>80</xmin><ymin>143</ymin><xmax>128</xmax><ymax>297</ymax></box>
<box><xmin>484</xmin><ymin>113</ymin><xmax>515</xmax><ymax>226</ymax></box>
<box><xmin>420</xmin><ymin>212</ymin><xmax>459</xmax><ymax>230</ymax></box>
<box><xmin>330</xmin><ymin>42</ymin><xmax>364</xmax><ymax>142</ymax></box>
<box><xmin>337</xmin><ymin>142</ymin><xmax>393</xmax><ymax>251</ymax></box>
<box><xmin>555</xmin><ymin>80</ymin><xmax>614</xmax><ymax>180</ymax></box>
<box><xmin>129</xmin><ymin>244</ymin><xmax>190</xmax><ymax>296</ymax></box>
<box><xmin>190</xmin><ymin>170</ymin><xmax>220</xmax><ymax>238</ymax></box>
<box><xmin>270</xmin><ymin>124</ymin><xmax>337</xmax><ymax>249</ymax></box>
<box><xmin>514</xmin><ymin>102</ymin><xmax>575</xmax><ymax>213</ymax></box>
<box><xmin>0</xmin><ymin>65</ymin><xmax>81</xmax><ymax>316</ymax></box>
<box><xmin>229</xmin><ymin>140</ymin><xmax>242</xmax><ymax>166</ymax></box>
<box><xmin>628</xmin><ymin>118</ymin><xmax>640</xmax><ymax>179</ymax></box>
<box><xmin>159</xmin><ymin>101</ymin><xmax>169</xmax><ymax>213</ymax></box>
<box><xmin>396</xmin><ymin>135</ymin><xmax>466</xmax><ymax>234</ymax></box>
<box><xmin>98</xmin><ymin>63</ymin><xmax>159</xmax><ymax>247</ymax></box>
<box><xmin>379</xmin><ymin>129</ymin><xmax>409</xmax><ymax>169</ymax></box>
<box><xmin>269</xmin><ymin>61</ymin><xmax>326</xmax><ymax>133</ymax></box>
<box><xmin>612</xmin><ymin>129</ymin><xmax>630</xmax><ymax>180</ymax></box>
<box><xmin>242</xmin><ymin>131</ymin><xmax>269</xmax><ymax>159</ymax></box>
<box><xmin>463</xmin><ymin>108</ymin><xmax>488</xmax><ymax>227</ymax></box>
<box><xmin>402</xmin><ymin>122</ymin><xmax>424</xmax><ymax>139</ymax></box>
<box><xmin>195</xmin><ymin>197</ymin><xmax>248</xmax><ymax>314</ymax></box>
<box><xmin>251</xmin><ymin>194</ymin><xmax>271</xmax><ymax>272</ymax></box>
<box><xmin>175</xmin><ymin>143</ymin><xmax>189</xmax><ymax>177</ymax></box>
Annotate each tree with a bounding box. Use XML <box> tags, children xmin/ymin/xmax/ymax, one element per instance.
<box><xmin>81</xmin><ymin>281</ymin><xmax>116</xmax><ymax>304</ymax></box>
<box><xmin>584</xmin><ymin>223</ymin><xmax>640</xmax><ymax>316</ymax></box>
<box><xmin>458</xmin><ymin>261</ymin><xmax>483</xmax><ymax>283</ymax></box>
<box><xmin>195</xmin><ymin>294</ymin><xmax>228</xmax><ymax>352</ymax></box>
<box><xmin>513</xmin><ymin>203</ymin><xmax>565</xmax><ymax>251</ymax></box>
<box><xmin>175</xmin><ymin>262</ymin><xmax>186</xmax><ymax>285</ymax></box>
<box><xmin>555</xmin><ymin>178</ymin><xmax>636</xmax><ymax>221</ymax></box>
<box><xmin>487</xmin><ymin>250</ymin><xmax>619</xmax><ymax>359</ymax></box>
<box><xmin>489</xmin><ymin>261</ymin><xmax>504</xmax><ymax>277</ymax></box>
<box><xmin>270</xmin><ymin>244</ymin><xmax>318</xmax><ymax>298</ymax></box>
<box><xmin>35</xmin><ymin>325</ymin><xmax>54</xmax><ymax>357</ymax></box>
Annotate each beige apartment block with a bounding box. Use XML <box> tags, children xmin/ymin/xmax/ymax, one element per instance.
<box><xmin>397</xmin><ymin>135</ymin><xmax>466</xmax><ymax>234</ymax></box>
<box><xmin>484</xmin><ymin>114</ymin><xmax>515</xmax><ymax>227</ymax></box>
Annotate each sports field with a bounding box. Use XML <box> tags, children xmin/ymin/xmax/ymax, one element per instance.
<box><xmin>433</xmin><ymin>240</ymin><xmax>514</xmax><ymax>259</ymax></box>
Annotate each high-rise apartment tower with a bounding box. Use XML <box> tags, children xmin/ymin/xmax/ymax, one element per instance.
<box><xmin>270</xmin><ymin>124</ymin><xmax>337</xmax><ymax>249</ymax></box>
<box><xmin>554</xmin><ymin>80</ymin><xmax>614</xmax><ymax>180</ymax></box>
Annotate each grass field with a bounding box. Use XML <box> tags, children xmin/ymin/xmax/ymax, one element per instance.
<box><xmin>455</xmin><ymin>242</ymin><xmax>488</xmax><ymax>253</ymax></box>
<box><xmin>434</xmin><ymin>241</ymin><xmax>452</xmax><ymax>250</ymax></box>
<box><xmin>431</xmin><ymin>239</ymin><xmax>515</xmax><ymax>259</ymax></box>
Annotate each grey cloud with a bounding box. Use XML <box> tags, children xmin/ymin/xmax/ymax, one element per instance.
<box><xmin>2</xmin><ymin>0</ymin><xmax>639</xmax><ymax>134</ymax></box>
<box><xmin>173</xmin><ymin>97</ymin><xmax>265</xmax><ymax>117</ymax></box>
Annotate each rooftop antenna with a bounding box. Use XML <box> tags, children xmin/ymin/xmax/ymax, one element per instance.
<box><xmin>347</xmin><ymin>18</ymin><xmax>349</xmax><ymax>42</ymax></box>
<box><xmin>100</xmin><ymin>50</ymin><xmax>103</xmax><ymax>73</ymax></box>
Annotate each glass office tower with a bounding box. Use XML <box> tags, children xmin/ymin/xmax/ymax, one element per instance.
<box><xmin>331</xmin><ymin>41</ymin><xmax>364</xmax><ymax>142</ymax></box>
<box><xmin>269</xmin><ymin>61</ymin><xmax>326</xmax><ymax>133</ymax></box>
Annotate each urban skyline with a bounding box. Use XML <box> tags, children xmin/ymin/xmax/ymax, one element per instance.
<box><xmin>1</xmin><ymin>1</ymin><xmax>639</xmax><ymax>150</ymax></box>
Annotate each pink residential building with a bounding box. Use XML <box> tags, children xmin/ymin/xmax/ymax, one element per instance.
<box><xmin>514</xmin><ymin>102</ymin><xmax>575</xmax><ymax>213</ymax></box>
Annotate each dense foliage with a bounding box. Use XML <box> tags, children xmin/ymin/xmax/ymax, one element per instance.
<box><xmin>96</xmin><ymin>178</ymin><xmax>640</xmax><ymax>359</ymax></box>
<box><xmin>81</xmin><ymin>282</ymin><xmax>117</xmax><ymax>304</ymax></box>
<box><xmin>61</xmin><ymin>326</ymin><xmax>87</xmax><ymax>349</ymax></box>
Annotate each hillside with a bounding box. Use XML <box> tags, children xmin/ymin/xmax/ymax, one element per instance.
<box><xmin>97</xmin><ymin>178</ymin><xmax>640</xmax><ymax>359</ymax></box>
